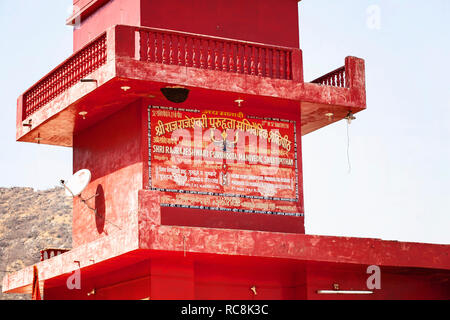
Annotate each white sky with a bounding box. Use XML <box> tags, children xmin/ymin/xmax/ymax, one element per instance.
<box><xmin>0</xmin><ymin>1</ymin><xmax>449</xmax><ymax>244</ymax></box>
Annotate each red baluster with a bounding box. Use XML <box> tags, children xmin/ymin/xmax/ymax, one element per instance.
<box><xmin>58</xmin><ymin>70</ymin><xmax>61</xmax><ymax>94</ymax></box>
<box><xmin>50</xmin><ymin>76</ymin><xmax>54</xmax><ymax>100</ymax></box>
<box><xmin>84</xmin><ymin>49</ymin><xmax>88</xmax><ymax>75</ymax></box>
<box><xmin>36</xmin><ymin>87</ymin><xmax>39</xmax><ymax>110</ymax></box>
<box><xmin>68</xmin><ymin>60</ymin><xmax>72</xmax><ymax>87</ymax></box>
<box><xmin>35</xmin><ymin>87</ymin><xmax>39</xmax><ymax>111</ymax></box>
<box><xmin>169</xmin><ymin>34</ymin><xmax>174</xmax><ymax>64</ymax></box>
<box><xmin>272</xmin><ymin>50</ymin><xmax>277</xmax><ymax>78</ymax></box>
<box><xmin>265</xmin><ymin>48</ymin><xmax>269</xmax><ymax>77</ymax></box>
<box><xmin>83</xmin><ymin>50</ymin><xmax>87</xmax><ymax>76</ymax></box>
<box><xmin>64</xmin><ymin>67</ymin><xmax>67</xmax><ymax>90</ymax></box>
<box><xmin>154</xmin><ymin>32</ymin><xmax>159</xmax><ymax>63</ymax></box>
<box><xmin>229</xmin><ymin>43</ymin><xmax>235</xmax><ymax>72</ymax></box>
<box><xmin>177</xmin><ymin>36</ymin><xmax>182</xmax><ymax>66</ymax></box>
<box><xmin>207</xmin><ymin>40</ymin><xmax>213</xmax><ymax>70</ymax></box>
<box><xmin>76</xmin><ymin>54</ymin><xmax>80</xmax><ymax>80</ymax></box>
<box><xmin>184</xmin><ymin>36</ymin><xmax>189</xmax><ymax>67</ymax></box>
<box><xmin>32</xmin><ymin>92</ymin><xmax>35</xmax><ymax>112</ymax></box>
<box><xmin>56</xmin><ymin>73</ymin><xmax>59</xmax><ymax>96</ymax></box>
<box><xmin>47</xmin><ymin>81</ymin><xmax>51</xmax><ymax>103</ymax></box>
<box><xmin>250</xmin><ymin>46</ymin><xmax>256</xmax><ymax>75</ymax></box>
<box><xmin>55</xmin><ymin>71</ymin><xmax>59</xmax><ymax>96</ymax></box>
<box><xmin>60</xmin><ymin>69</ymin><xmax>63</xmax><ymax>93</ymax></box>
<box><xmin>193</xmin><ymin>38</ymin><xmax>198</xmax><ymax>68</ymax></box>
<box><xmin>49</xmin><ymin>76</ymin><xmax>52</xmax><ymax>101</ymax></box>
<box><xmin>87</xmin><ymin>47</ymin><xmax>92</xmax><ymax>73</ymax></box>
<box><xmin>146</xmin><ymin>32</ymin><xmax>152</xmax><ymax>62</ymax></box>
<box><xmin>215</xmin><ymin>41</ymin><xmax>220</xmax><ymax>70</ymax></box>
<box><xmin>64</xmin><ymin>61</ymin><xmax>68</xmax><ymax>90</ymax></box>
<box><xmin>236</xmin><ymin>44</ymin><xmax>241</xmax><ymax>73</ymax></box>
<box><xmin>243</xmin><ymin>45</ymin><xmax>249</xmax><ymax>74</ymax></box>
<box><xmin>257</xmin><ymin>47</ymin><xmax>263</xmax><ymax>76</ymax></box>
<box><xmin>221</xmin><ymin>42</ymin><xmax>226</xmax><ymax>71</ymax></box>
<box><xmin>38</xmin><ymin>86</ymin><xmax>41</xmax><ymax>109</ymax></box>
<box><xmin>162</xmin><ymin>34</ymin><xmax>167</xmax><ymax>64</ymax></box>
<box><xmin>286</xmin><ymin>51</ymin><xmax>291</xmax><ymax>80</ymax></box>
<box><xmin>279</xmin><ymin>51</ymin><xmax>285</xmax><ymax>79</ymax></box>
<box><xmin>94</xmin><ymin>40</ymin><xmax>98</xmax><ymax>66</ymax></box>
<box><xmin>95</xmin><ymin>41</ymin><xmax>99</xmax><ymax>66</ymax></box>
<box><xmin>344</xmin><ymin>70</ymin><xmax>347</xmax><ymax>87</ymax></box>
<box><xmin>200</xmin><ymin>39</ymin><xmax>205</xmax><ymax>68</ymax></box>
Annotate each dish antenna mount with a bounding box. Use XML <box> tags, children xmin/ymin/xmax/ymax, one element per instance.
<box><xmin>60</xmin><ymin>169</ymin><xmax>98</xmax><ymax>212</ymax></box>
<box><xmin>60</xmin><ymin>169</ymin><xmax>121</xmax><ymax>230</ymax></box>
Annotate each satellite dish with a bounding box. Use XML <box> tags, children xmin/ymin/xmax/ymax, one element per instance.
<box><xmin>60</xmin><ymin>170</ymin><xmax>122</xmax><ymax>231</ymax></box>
<box><xmin>62</xmin><ymin>169</ymin><xmax>91</xmax><ymax>197</ymax></box>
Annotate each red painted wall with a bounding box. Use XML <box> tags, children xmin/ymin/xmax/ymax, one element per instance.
<box><xmin>72</xmin><ymin>100</ymin><xmax>145</xmax><ymax>247</ymax></box>
<box><xmin>73</xmin><ymin>0</ymin><xmax>300</xmax><ymax>52</ymax></box>
<box><xmin>161</xmin><ymin>207</ymin><xmax>305</xmax><ymax>234</ymax></box>
<box><xmin>72</xmin><ymin>98</ymin><xmax>304</xmax><ymax>247</ymax></box>
<box><xmin>73</xmin><ymin>0</ymin><xmax>141</xmax><ymax>51</ymax></box>
<box><xmin>305</xmin><ymin>262</ymin><xmax>450</xmax><ymax>300</ymax></box>
<box><xmin>43</xmin><ymin>256</ymin><xmax>450</xmax><ymax>300</ymax></box>
<box><xmin>140</xmin><ymin>0</ymin><xmax>300</xmax><ymax>48</ymax></box>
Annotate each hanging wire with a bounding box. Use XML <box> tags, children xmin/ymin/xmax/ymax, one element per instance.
<box><xmin>347</xmin><ymin>119</ymin><xmax>352</xmax><ymax>174</ymax></box>
<box><xmin>345</xmin><ymin>111</ymin><xmax>356</xmax><ymax>174</ymax></box>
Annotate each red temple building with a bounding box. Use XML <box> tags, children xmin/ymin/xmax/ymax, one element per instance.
<box><xmin>3</xmin><ymin>0</ymin><xmax>449</xmax><ymax>300</ymax></box>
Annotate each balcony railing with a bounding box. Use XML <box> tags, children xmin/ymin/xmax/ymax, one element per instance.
<box><xmin>40</xmin><ymin>248</ymin><xmax>70</xmax><ymax>261</ymax></box>
<box><xmin>311</xmin><ymin>66</ymin><xmax>347</xmax><ymax>88</ymax></box>
<box><xmin>21</xmin><ymin>26</ymin><xmax>299</xmax><ymax>121</ymax></box>
<box><xmin>137</xmin><ymin>27</ymin><xmax>293</xmax><ymax>80</ymax></box>
<box><xmin>22</xmin><ymin>33</ymin><xmax>107</xmax><ymax>120</ymax></box>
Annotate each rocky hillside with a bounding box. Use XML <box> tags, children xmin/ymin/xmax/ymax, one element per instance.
<box><xmin>0</xmin><ymin>187</ymin><xmax>72</xmax><ymax>300</ymax></box>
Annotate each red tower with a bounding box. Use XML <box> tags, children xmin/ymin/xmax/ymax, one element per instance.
<box><xmin>3</xmin><ymin>0</ymin><xmax>449</xmax><ymax>300</ymax></box>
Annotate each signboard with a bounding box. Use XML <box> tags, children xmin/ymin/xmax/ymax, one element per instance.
<box><xmin>148</xmin><ymin>106</ymin><xmax>303</xmax><ymax>216</ymax></box>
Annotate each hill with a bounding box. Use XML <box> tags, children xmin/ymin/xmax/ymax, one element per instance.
<box><xmin>0</xmin><ymin>187</ymin><xmax>72</xmax><ymax>300</ymax></box>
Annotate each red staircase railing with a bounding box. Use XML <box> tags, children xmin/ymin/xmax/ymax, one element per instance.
<box><xmin>137</xmin><ymin>27</ymin><xmax>294</xmax><ymax>81</ymax></box>
<box><xmin>311</xmin><ymin>66</ymin><xmax>347</xmax><ymax>88</ymax></box>
<box><xmin>22</xmin><ymin>33</ymin><xmax>107</xmax><ymax>120</ymax></box>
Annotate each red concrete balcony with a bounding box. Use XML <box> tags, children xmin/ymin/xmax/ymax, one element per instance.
<box><xmin>16</xmin><ymin>24</ymin><xmax>366</xmax><ymax>147</ymax></box>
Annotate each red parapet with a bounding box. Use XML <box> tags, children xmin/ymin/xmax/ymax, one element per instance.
<box><xmin>19</xmin><ymin>25</ymin><xmax>302</xmax><ymax>123</ymax></box>
<box><xmin>136</xmin><ymin>26</ymin><xmax>294</xmax><ymax>81</ymax></box>
<box><xmin>22</xmin><ymin>33</ymin><xmax>107</xmax><ymax>120</ymax></box>
<box><xmin>39</xmin><ymin>248</ymin><xmax>70</xmax><ymax>262</ymax></box>
<box><xmin>311</xmin><ymin>66</ymin><xmax>347</xmax><ymax>88</ymax></box>
<box><xmin>17</xmin><ymin>25</ymin><xmax>366</xmax><ymax>147</ymax></box>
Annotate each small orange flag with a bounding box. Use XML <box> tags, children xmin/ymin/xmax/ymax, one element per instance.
<box><xmin>31</xmin><ymin>265</ymin><xmax>41</xmax><ymax>300</ymax></box>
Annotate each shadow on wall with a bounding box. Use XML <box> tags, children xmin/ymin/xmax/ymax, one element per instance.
<box><xmin>95</xmin><ymin>184</ymin><xmax>105</xmax><ymax>234</ymax></box>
